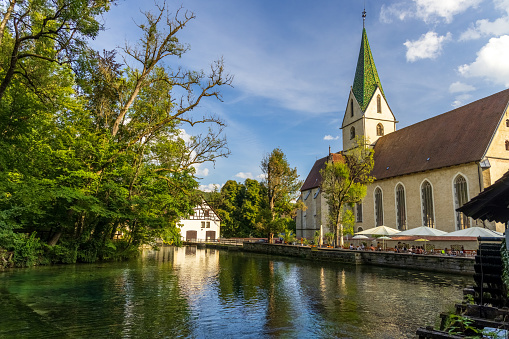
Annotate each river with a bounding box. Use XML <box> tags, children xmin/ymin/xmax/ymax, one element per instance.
<box><xmin>0</xmin><ymin>246</ymin><xmax>473</xmax><ymax>338</ymax></box>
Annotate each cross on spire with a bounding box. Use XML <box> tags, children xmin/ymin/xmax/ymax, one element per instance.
<box><xmin>362</xmin><ymin>8</ymin><xmax>366</xmax><ymax>28</ymax></box>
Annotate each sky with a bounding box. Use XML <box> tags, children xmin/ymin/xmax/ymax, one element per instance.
<box><xmin>92</xmin><ymin>0</ymin><xmax>509</xmax><ymax>192</ymax></box>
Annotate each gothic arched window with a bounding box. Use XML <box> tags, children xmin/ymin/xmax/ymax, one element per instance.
<box><xmin>421</xmin><ymin>180</ymin><xmax>434</xmax><ymax>228</ymax></box>
<box><xmin>377</xmin><ymin>94</ymin><xmax>382</xmax><ymax>113</ymax></box>
<box><xmin>374</xmin><ymin>187</ymin><xmax>383</xmax><ymax>226</ymax></box>
<box><xmin>376</xmin><ymin>123</ymin><xmax>384</xmax><ymax>136</ymax></box>
<box><xmin>395</xmin><ymin>184</ymin><xmax>406</xmax><ymax>230</ymax></box>
<box><xmin>350</xmin><ymin>126</ymin><xmax>355</xmax><ymax>140</ymax></box>
<box><xmin>454</xmin><ymin>175</ymin><xmax>469</xmax><ymax>230</ymax></box>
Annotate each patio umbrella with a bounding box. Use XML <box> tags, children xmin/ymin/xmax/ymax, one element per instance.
<box><xmin>356</xmin><ymin>225</ymin><xmax>400</xmax><ymax>236</ymax></box>
<box><xmin>447</xmin><ymin>227</ymin><xmax>503</xmax><ymax>238</ymax></box>
<box><xmin>352</xmin><ymin>235</ymin><xmax>369</xmax><ymax>239</ymax></box>
<box><xmin>378</xmin><ymin>236</ymin><xmax>391</xmax><ymax>250</ymax></box>
<box><xmin>397</xmin><ymin>226</ymin><xmax>448</xmax><ymax>236</ymax></box>
<box><xmin>415</xmin><ymin>238</ymin><xmax>430</xmax><ymax>252</ymax></box>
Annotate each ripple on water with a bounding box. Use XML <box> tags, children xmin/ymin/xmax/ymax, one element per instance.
<box><xmin>0</xmin><ymin>247</ymin><xmax>472</xmax><ymax>338</ymax></box>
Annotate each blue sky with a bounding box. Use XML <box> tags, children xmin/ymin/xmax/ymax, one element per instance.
<box><xmin>92</xmin><ymin>0</ymin><xmax>509</xmax><ymax>191</ymax></box>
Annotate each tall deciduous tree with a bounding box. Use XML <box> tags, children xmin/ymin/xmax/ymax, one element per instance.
<box><xmin>321</xmin><ymin>140</ymin><xmax>374</xmax><ymax>248</ymax></box>
<box><xmin>260</xmin><ymin>148</ymin><xmax>302</xmax><ymax>242</ymax></box>
<box><xmin>0</xmin><ymin>2</ymin><xmax>232</xmax><ymax>265</ymax></box>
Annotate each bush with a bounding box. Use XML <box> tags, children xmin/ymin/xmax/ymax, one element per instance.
<box><xmin>10</xmin><ymin>232</ymin><xmax>43</xmax><ymax>267</ymax></box>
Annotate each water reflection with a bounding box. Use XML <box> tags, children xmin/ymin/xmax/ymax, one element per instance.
<box><xmin>0</xmin><ymin>246</ymin><xmax>472</xmax><ymax>338</ymax></box>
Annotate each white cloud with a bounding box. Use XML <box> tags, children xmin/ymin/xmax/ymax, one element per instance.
<box><xmin>235</xmin><ymin>172</ymin><xmax>253</xmax><ymax>179</ymax></box>
<box><xmin>404</xmin><ymin>31</ymin><xmax>452</xmax><ymax>62</ymax></box>
<box><xmin>381</xmin><ymin>0</ymin><xmax>483</xmax><ymax>23</ymax></box>
<box><xmin>449</xmin><ymin>81</ymin><xmax>476</xmax><ymax>93</ymax></box>
<box><xmin>458</xmin><ymin>35</ymin><xmax>509</xmax><ymax>87</ymax></box>
<box><xmin>414</xmin><ymin>0</ymin><xmax>483</xmax><ymax>23</ymax></box>
<box><xmin>452</xmin><ymin>94</ymin><xmax>473</xmax><ymax>108</ymax></box>
<box><xmin>323</xmin><ymin>135</ymin><xmax>339</xmax><ymax>141</ymax></box>
<box><xmin>199</xmin><ymin>183</ymin><xmax>221</xmax><ymax>192</ymax></box>
<box><xmin>194</xmin><ymin>166</ymin><xmax>209</xmax><ymax>177</ymax></box>
<box><xmin>460</xmin><ymin>16</ymin><xmax>509</xmax><ymax>40</ymax></box>
<box><xmin>178</xmin><ymin>129</ymin><xmax>193</xmax><ymax>143</ymax></box>
<box><xmin>257</xmin><ymin>173</ymin><xmax>267</xmax><ymax>180</ymax></box>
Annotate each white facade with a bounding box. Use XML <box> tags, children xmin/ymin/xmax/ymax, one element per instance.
<box><xmin>179</xmin><ymin>200</ymin><xmax>221</xmax><ymax>241</ymax></box>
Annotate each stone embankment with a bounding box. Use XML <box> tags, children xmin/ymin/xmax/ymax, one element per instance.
<box><xmin>235</xmin><ymin>243</ymin><xmax>474</xmax><ymax>274</ymax></box>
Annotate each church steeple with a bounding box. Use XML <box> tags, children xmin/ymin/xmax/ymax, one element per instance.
<box><xmin>341</xmin><ymin>13</ymin><xmax>396</xmax><ymax>151</ymax></box>
<box><xmin>352</xmin><ymin>27</ymin><xmax>385</xmax><ymax>112</ymax></box>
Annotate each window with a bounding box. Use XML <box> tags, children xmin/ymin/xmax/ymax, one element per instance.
<box><xmin>350</xmin><ymin>126</ymin><xmax>355</xmax><ymax>140</ymax></box>
<box><xmin>506</xmin><ymin>119</ymin><xmax>509</xmax><ymax>127</ymax></box>
<box><xmin>376</xmin><ymin>123</ymin><xmax>384</xmax><ymax>136</ymax></box>
<box><xmin>454</xmin><ymin>175</ymin><xmax>469</xmax><ymax>230</ymax></box>
<box><xmin>350</xmin><ymin>99</ymin><xmax>354</xmax><ymax>117</ymax></box>
<box><xmin>204</xmin><ymin>210</ymin><xmax>210</xmax><ymax>218</ymax></box>
<box><xmin>206</xmin><ymin>222</ymin><xmax>210</xmax><ymax>228</ymax></box>
<box><xmin>374</xmin><ymin>187</ymin><xmax>383</xmax><ymax>226</ymax></box>
<box><xmin>506</xmin><ymin>140</ymin><xmax>509</xmax><ymax>150</ymax></box>
<box><xmin>356</xmin><ymin>203</ymin><xmax>363</xmax><ymax>222</ymax></box>
<box><xmin>395</xmin><ymin>184</ymin><xmax>406</xmax><ymax>230</ymax></box>
<box><xmin>201</xmin><ymin>221</ymin><xmax>205</xmax><ymax>228</ymax></box>
<box><xmin>377</xmin><ymin>94</ymin><xmax>382</xmax><ymax>113</ymax></box>
<box><xmin>421</xmin><ymin>180</ymin><xmax>435</xmax><ymax>228</ymax></box>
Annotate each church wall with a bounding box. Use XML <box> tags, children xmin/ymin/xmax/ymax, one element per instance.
<box><xmin>296</xmin><ymin>187</ymin><xmax>337</xmax><ymax>240</ymax></box>
<box><xmin>360</xmin><ymin>163</ymin><xmax>482</xmax><ymax>233</ymax></box>
<box><xmin>484</xmin><ymin>158</ymin><xmax>509</xmax><ymax>188</ymax></box>
<box><xmin>485</xmin><ymin>106</ymin><xmax>509</xmax><ymax>161</ymax></box>
<box><xmin>342</xmin><ymin>119</ymin><xmax>365</xmax><ymax>151</ymax></box>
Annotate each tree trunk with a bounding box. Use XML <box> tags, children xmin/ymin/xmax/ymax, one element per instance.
<box><xmin>47</xmin><ymin>232</ymin><xmax>62</xmax><ymax>246</ymax></box>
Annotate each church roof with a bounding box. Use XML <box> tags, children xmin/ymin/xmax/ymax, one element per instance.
<box><xmin>371</xmin><ymin>88</ymin><xmax>509</xmax><ymax>181</ymax></box>
<box><xmin>301</xmin><ymin>153</ymin><xmax>344</xmax><ymax>191</ymax></box>
<box><xmin>352</xmin><ymin>28</ymin><xmax>385</xmax><ymax>112</ymax></box>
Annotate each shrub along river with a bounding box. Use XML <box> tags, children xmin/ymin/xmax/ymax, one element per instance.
<box><xmin>0</xmin><ymin>246</ymin><xmax>473</xmax><ymax>338</ymax></box>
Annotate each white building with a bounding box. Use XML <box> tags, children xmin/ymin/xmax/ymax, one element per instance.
<box><xmin>179</xmin><ymin>200</ymin><xmax>221</xmax><ymax>242</ymax></box>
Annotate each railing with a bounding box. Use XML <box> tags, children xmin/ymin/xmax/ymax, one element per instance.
<box><xmin>184</xmin><ymin>238</ymin><xmax>268</xmax><ymax>246</ymax></box>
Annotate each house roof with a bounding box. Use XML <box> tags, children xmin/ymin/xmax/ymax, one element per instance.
<box><xmin>352</xmin><ymin>28</ymin><xmax>385</xmax><ymax>112</ymax></box>
<box><xmin>457</xmin><ymin>169</ymin><xmax>509</xmax><ymax>223</ymax></box>
<box><xmin>301</xmin><ymin>153</ymin><xmax>344</xmax><ymax>191</ymax></box>
<box><xmin>371</xmin><ymin>88</ymin><xmax>509</xmax><ymax>181</ymax></box>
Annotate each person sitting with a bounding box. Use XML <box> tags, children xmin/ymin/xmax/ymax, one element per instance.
<box><xmin>349</xmin><ymin>244</ymin><xmax>354</xmax><ymax>250</ymax></box>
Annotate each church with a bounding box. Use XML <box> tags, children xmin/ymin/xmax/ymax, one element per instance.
<box><xmin>296</xmin><ymin>26</ymin><xmax>509</xmax><ymax>240</ymax></box>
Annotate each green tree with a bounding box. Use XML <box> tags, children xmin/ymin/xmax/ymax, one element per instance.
<box><xmin>0</xmin><ymin>2</ymin><xmax>232</xmax><ymax>265</ymax></box>
<box><xmin>320</xmin><ymin>140</ymin><xmax>374</xmax><ymax>248</ymax></box>
<box><xmin>259</xmin><ymin>148</ymin><xmax>302</xmax><ymax>243</ymax></box>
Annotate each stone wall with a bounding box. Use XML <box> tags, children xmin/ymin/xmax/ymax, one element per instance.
<box><xmin>242</xmin><ymin>243</ymin><xmax>474</xmax><ymax>275</ymax></box>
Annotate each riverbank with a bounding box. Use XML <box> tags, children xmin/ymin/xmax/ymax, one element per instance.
<box><xmin>203</xmin><ymin>242</ymin><xmax>475</xmax><ymax>275</ymax></box>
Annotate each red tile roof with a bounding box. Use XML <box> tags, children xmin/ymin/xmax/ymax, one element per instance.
<box><xmin>301</xmin><ymin>153</ymin><xmax>344</xmax><ymax>191</ymax></box>
<box><xmin>371</xmin><ymin>88</ymin><xmax>509</xmax><ymax>181</ymax></box>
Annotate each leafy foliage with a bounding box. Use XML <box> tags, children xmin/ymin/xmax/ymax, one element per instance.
<box><xmin>259</xmin><ymin>148</ymin><xmax>303</xmax><ymax>242</ymax></box>
<box><xmin>320</xmin><ymin>139</ymin><xmax>374</xmax><ymax>247</ymax></box>
<box><xmin>0</xmin><ymin>2</ymin><xmax>231</xmax><ymax>266</ymax></box>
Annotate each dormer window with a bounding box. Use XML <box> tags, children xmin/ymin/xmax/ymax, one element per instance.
<box><xmin>350</xmin><ymin>126</ymin><xmax>355</xmax><ymax>139</ymax></box>
<box><xmin>377</xmin><ymin>94</ymin><xmax>382</xmax><ymax>113</ymax></box>
<box><xmin>376</xmin><ymin>123</ymin><xmax>384</xmax><ymax>136</ymax></box>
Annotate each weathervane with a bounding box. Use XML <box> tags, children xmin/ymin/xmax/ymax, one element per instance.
<box><xmin>362</xmin><ymin>7</ymin><xmax>366</xmax><ymax>28</ymax></box>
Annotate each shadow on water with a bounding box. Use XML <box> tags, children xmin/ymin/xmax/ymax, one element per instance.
<box><xmin>0</xmin><ymin>246</ymin><xmax>472</xmax><ymax>338</ymax></box>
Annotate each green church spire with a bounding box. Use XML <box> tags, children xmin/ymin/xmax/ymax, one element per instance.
<box><xmin>352</xmin><ymin>27</ymin><xmax>385</xmax><ymax>112</ymax></box>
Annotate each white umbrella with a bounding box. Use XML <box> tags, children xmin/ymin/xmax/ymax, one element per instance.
<box><xmin>447</xmin><ymin>227</ymin><xmax>503</xmax><ymax>237</ymax></box>
<box><xmin>356</xmin><ymin>225</ymin><xmax>400</xmax><ymax>236</ymax></box>
<box><xmin>352</xmin><ymin>235</ymin><xmax>369</xmax><ymax>239</ymax></box>
<box><xmin>396</xmin><ymin>226</ymin><xmax>448</xmax><ymax>236</ymax></box>
<box><xmin>377</xmin><ymin>236</ymin><xmax>392</xmax><ymax>250</ymax></box>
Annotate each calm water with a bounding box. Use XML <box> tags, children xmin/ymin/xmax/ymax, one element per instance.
<box><xmin>0</xmin><ymin>246</ymin><xmax>472</xmax><ymax>338</ymax></box>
